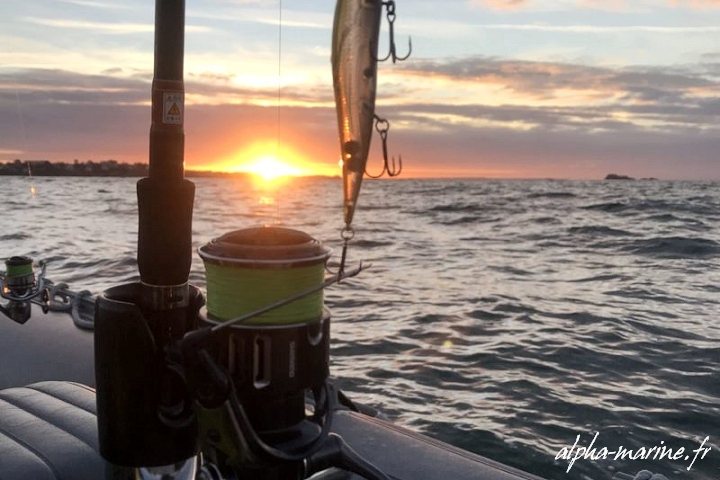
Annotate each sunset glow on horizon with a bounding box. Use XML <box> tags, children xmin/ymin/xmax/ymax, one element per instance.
<box><xmin>197</xmin><ymin>140</ymin><xmax>342</xmax><ymax>179</ymax></box>
<box><xmin>236</xmin><ymin>155</ymin><xmax>302</xmax><ymax>181</ymax></box>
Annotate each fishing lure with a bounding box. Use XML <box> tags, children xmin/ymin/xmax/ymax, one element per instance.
<box><xmin>332</xmin><ymin>0</ymin><xmax>384</xmax><ymax>228</ymax></box>
<box><xmin>331</xmin><ymin>0</ymin><xmax>410</xmax><ymax>276</ymax></box>
<box><xmin>332</xmin><ymin>0</ymin><xmax>410</xmax><ymax>229</ymax></box>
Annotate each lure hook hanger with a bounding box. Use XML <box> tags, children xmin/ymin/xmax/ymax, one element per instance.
<box><xmin>376</xmin><ymin>0</ymin><xmax>412</xmax><ymax>64</ymax></box>
<box><xmin>325</xmin><ymin>226</ymin><xmax>360</xmax><ymax>281</ymax></box>
<box><xmin>365</xmin><ymin>114</ymin><xmax>402</xmax><ymax>178</ymax></box>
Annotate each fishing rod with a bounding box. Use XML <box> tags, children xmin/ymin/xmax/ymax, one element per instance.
<box><xmin>94</xmin><ymin>0</ymin><xmax>201</xmax><ymax>475</ymax></box>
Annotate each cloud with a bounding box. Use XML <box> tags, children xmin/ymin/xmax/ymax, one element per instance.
<box><xmin>668</xmin><ymin>0</ymin><xmax>720</xmax><ymax>8</ymax></box>
<box><xmin>386</xmin><ymin>55</ymin><xmax>720</xmax><ymax>178</ymax></box>
<box><xmin>253</xmin><ymin>18</ymin><xmax>327</xmax><ymax>29</ymax></box>
<box><xmin>4</xmin><ymin>59</ymin><xmax>717</xmax><ymax>135</ymax></box>
<box><xmin>23</xmin><ymin>17</ymin><xmax>153</xmax><ymax>33</ymax></box>
<box><xmin>0</xmin><ymin>69</ymin><xmax>149</xmax><ymax>106</ymax></box>
<box><xmin>0</xmin><ymin>149</ymin><xmax>23</xmax><ymax>155</ymax></box>
<box><xmin>23</xmin><ymin>17</ymin><xmax>210</xmax><ymax>34</ymax></box>
<box><xmin>187</xmin><ymin>7</ymin><xmax>331</xmax><ymax>30</ymax></box>
<box><xmin>211</xmin><ymin>0</ymin><xmax>263</xmax><ymax>4</ymax></box>
<box><xmin>472</xmin><ymin>0</ymin><xmax>720</xmax><ymax>9</ymax></box>
<box><xmin>474</xmin><ymin>0</ymin><xmax>529</xmax><ymax>10</ymax></box>
<box><xmin>476</xmin><ymin>24</ymin><xmax>720</xmax><ymax>33</ymax></box>
<box><xmin>57</xmin><ymin>0</ymin><xmax>131</xmax><ymax>9</ymax></box>
<box><xmin>1</xmin><ymin>63</ymin><xmax>719</xmax><ymax>179</ymax></box>
<box><xmin>0</xmin><ymin>68</ymin><xmax>332</xmax><ymax>109</ymax></box>
<box><xmin>401</xmin><ymin>56</ymin><xmax>715</xmax><ymax>98</ymax></box>
<box><xmin>578</xmin><ymin>0</ymin><xmax>632</xmax><ymax>10</ymax></box>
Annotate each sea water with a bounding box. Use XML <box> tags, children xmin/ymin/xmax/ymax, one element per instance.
<box><xmin>1</xmin><ymin>176</ymin><xmax>719</xmax><ymax>480</ymax></box>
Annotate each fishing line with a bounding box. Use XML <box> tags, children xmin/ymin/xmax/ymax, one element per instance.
<box><xmin>204</xmin><ymin>261</ymin><xmax>326</xmax><ymax>324</ymax></box>
<box><xmin>272</xmin><ymin>0</ymin><xmax>283</xmax><ymax>223</ymax></box>
<box><xmin>13</xmin><ymin>90</ymin><xmax>29</xmax><ymax>152</ymax></box>
<box><xmin>13</xmin><ymin>89</ymin><xmax>36</xmax><ymax>197</ymax></box>
<box><xmin>277</xmin><ymin>0</ymin><xmax>282</xmax><ymax>140</ymax></box>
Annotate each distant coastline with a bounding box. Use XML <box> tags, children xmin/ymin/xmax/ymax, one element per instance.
<box><xmin>0</xmin><ymin>159</ymin><xmax>148</xmax><ymax>177</ymax></box>
<box><xmin>0</xmin><ymin>160</ymin><xmax>673</xmax><ymax>181</ymax></box>
<box><xmin>0</xmin><ymin>159</ymin><xmax>336</xmax><ymax>179</ymax></box>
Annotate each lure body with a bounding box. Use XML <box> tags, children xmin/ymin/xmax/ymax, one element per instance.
<box><xmin>332</xmin><ymin>0</ymin><xmax>383</xmax><ymax>227</ymax></box>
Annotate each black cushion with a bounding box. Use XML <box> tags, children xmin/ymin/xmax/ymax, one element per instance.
<box><xmin>0</xmin><ymin>381</ymin><xmax>105</xmax><ymax>480</ymax></box>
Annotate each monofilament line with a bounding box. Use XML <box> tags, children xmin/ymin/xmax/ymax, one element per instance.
<box><xmin>276</xmin><ymin>0</ymin><xmax>282</xmax><ymax>158</ymax></box>
<box><xmin>275</xmin><ymin>0</ymin><xmax>283</xmax><ymax>222</ymax></box>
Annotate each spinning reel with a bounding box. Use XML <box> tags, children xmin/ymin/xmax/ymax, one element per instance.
<box><xmin>0</xmin><ymin>256</ymin><xmax>94</xmax><ymax>327</ymax></box>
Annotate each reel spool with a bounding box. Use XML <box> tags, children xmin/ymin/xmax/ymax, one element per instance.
<box><xmin>197</xmin><ymin>227</ymin><xmax>333</xmax><ymax>475</ymax></box>
<box><xmin>199</xmin><ymin>227</ymin><xmax>330</xmax><ymax>325</ymax></box>
<box><xmin>2</xmin><ymin>256</ymin><xmax>36</xmax><ymax>297</ymax></box>
<box><xmin>0</xmin><ymin>256</ymin><xmax>46</xmax><ymax>324</ymax></box>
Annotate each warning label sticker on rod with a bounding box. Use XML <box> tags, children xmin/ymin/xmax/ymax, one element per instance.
<box><xmin>163</xmin><ymin>92</ymin><xmax>183</xmax><ymax>125</ymax></box>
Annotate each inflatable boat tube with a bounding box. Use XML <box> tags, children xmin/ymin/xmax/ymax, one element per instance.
<box><xmin>0</xmin><ymin>308</ymin><xmax>545</xmax><ymax>480</ymax></box>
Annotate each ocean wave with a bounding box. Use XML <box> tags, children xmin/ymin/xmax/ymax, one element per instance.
<box><xmin>645</xmin><ymin>213</ymin><xmax>709</xmax><ymax>228</ymax></box>
<box><xmin>568</xmin><ymin>225</ymin><xmax>635</xmax><ymax>237</ymax></box>
<box><xmin>582</xmin><ymin>201</ymin><xmax>627</xmax><ymax>212</ymax></box>
<box><xmin>542</xmin><ymin>310</ymin><xmax>618</xmax><ymax>325</ymax></box>
<box><xmin>487</xmin><ymin>265</ymin><xmax>534</xmax><ymax>276</ymax></box>
<box><xmin>527</xmin><ymin>192</ymin><xmax>577</xmax><ymax>199</ymax></box>
<box><xmin>404</xmin><ymin>185</ymin><xmax>459</xmax><ymax>196</ymax></box>
<box><xmin>0</xmin><ymin>232</ymin><xmax>32</xmax><ymax>241</ymax></box>
<box><xmin>357</xmin><ymin>204</ymin><xmax>391</xmax><ymax>211</ymax></box>
<box><xmin>467</xmin><ymin>308</ymin><xmax>510</xmax><ymax>321</ymax></box>
<box><xmin>428</xmin><ymin>204</ymin><xmax>480</xmax><ymax>213</ymax></box>
<box><xmin>646</xmin><ymin>213</ymin><xmax>680</xmax><ymax>222</ymax></box>
<box><xmin>569</xmin><ymin>273</ymin><xmax>631</xmax><ymax>283</ymax></box>
<box><xmin>531</xmin><ymin>216</ymin><xmax>562</xmax><ymax>224</ymax></box>
<box><xmin>623</xmin><ymin>236</ymin><xmax>720</xmax><ymax>259</ymax></box>
<box><xmin>433</xmin><ymin>215</ymin><xmax>485</xmax><ymax>226</ymax></box>
<box><xmin>352</xmin><ymin>239</ymin><xmax>394</xmax><ymax>248</ymax></box>
<box><xmin>584</xmin><ymin>198</ymin><xmax>717</xmax><ymax>217</ymax></box>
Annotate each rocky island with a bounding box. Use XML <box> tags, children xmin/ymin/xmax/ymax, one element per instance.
<box><xmin>604</xmin><ymin>173</ymin><xmax>634</xmax><ymax>180</ymax></box>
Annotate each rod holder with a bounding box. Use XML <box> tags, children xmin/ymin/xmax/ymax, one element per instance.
<box><xmin>94</xmin><ymin>283</ymin><xmax>203</xmax><ymax>467</ymax></box>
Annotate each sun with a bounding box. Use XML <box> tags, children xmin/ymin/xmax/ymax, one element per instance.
<box><xmin>201</xmin><ymin>140</ymin><xmax>330</xmax><ymax>179</ymax></box>
<box><xmin>244</xmin><ymin>155</ymin><xmax>302</xmax><ymax>181</ymax></box>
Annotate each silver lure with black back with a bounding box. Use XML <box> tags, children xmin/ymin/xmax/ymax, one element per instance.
<box><xmin>332</xmin><ymin>0</ymin><xmax>383</xmax><ymax>228</ymax></box>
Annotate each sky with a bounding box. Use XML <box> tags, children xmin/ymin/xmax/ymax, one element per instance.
<box><xmin>0</xmin><ymin>0</ymin><xmax>719</xmax><ymax>179</ymax></box>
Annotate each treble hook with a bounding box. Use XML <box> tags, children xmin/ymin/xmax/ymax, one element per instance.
<box><xmin>377</xmin><ymin>0</ymin><xmax>412</xmax><ymax>64</ymax></box>
<box><xmin>365</xmin><ymin>114</ymin><xmax>402</xmax><ymax>178</ymax></box>
<box><xmin>326</xmin><ymin>226</ymin><xmax>355</xmax><ymax>279</ymax></box>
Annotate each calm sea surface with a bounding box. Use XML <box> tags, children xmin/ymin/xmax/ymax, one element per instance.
<box><xmin>2</xmin><ymin>176</ymin><xmax>719</xmax><ymax>480</ymax></box>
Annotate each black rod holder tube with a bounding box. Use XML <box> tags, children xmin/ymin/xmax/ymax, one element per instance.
<box><xmin>95</xmin><ymin>284</ymin><xmax>201</xmax><ymax>466</ymax></box>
